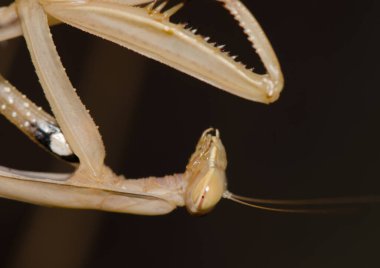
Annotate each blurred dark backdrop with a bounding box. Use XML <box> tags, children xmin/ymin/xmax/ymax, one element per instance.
<box><xmin>0</xmin><ymin>0</ymin><xmax>380</xmax><ymax>267</ymax></box>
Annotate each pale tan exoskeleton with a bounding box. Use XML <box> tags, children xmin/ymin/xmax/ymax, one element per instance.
<box><xmin>0</xmin><ymin>0</ymin><xmax>374</xmax><ymax>216</ymax></box>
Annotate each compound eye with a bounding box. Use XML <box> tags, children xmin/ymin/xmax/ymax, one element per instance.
<box><xmin>186</xmin><ymin>168</ymin><xmax>226</xmax><ymax>214</ymax></box>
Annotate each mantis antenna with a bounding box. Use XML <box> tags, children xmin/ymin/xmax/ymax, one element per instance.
<box><xmin>222</xmin><ymin>191</ymin><xmax>380</xmax><ymax>214</ymax></box>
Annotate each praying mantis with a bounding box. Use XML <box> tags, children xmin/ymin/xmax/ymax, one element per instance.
<box><xmin>0</xmin><ymin>0</ymin><xmax>376</xmax><ymax>216</ymax></box>
<box><xmin>0</xmin><ymin>0</ymin><xmax>289</xmax><ymax>215</ymax></box>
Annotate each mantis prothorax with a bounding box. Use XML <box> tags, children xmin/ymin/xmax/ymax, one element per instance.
<box><xmin>0</xmin><ymin>0</ymin><xmax>375</xmax><ymax>215</ymax></box>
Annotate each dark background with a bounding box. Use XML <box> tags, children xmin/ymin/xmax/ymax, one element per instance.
<box><xmin>1</xmin><ymin>0</ymin><xmax>380</xmax><ymax>267</ymax></box>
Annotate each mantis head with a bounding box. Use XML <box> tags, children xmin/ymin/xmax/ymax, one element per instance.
<box><xmin>184</xmin><ymin>128</ymin><xmax>228</xmax><ymax>215</ymax></box>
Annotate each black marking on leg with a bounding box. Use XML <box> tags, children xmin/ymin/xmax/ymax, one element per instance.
<box><xmin>32</xmin><ymin>121</ymin><xmax>79</xmax><ymax>163</ymax></box>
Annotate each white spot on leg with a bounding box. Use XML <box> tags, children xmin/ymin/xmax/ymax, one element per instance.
<box><xmin>50</xmin><ymin>133</ymin><xmax>72</xmax><ymax>156</ymax></box>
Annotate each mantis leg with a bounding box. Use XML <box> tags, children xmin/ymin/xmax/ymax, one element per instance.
<box><xmin>3</xmin><ymin>0</ymin><xmax>284</xmax><ymax>103</ymax></box>
<box><xmin>0</xmin><ymin>3</ymin><xmax>22</xmax><ymax>42</ymax></box>
<box><xmin>0</xmin><ymin>75</ymin><xmax>78</xmax><ymax>163</ymax></box>
<box><xmin>0</xmin><ymin>3</ymin><xmax>62</xmax><ymax>42</ymax></box>
<box><xmin>0</xmin><ymin>0</ymin><xmax>152</xmax><ymax>42</ymax></box>
<box><xmin>16</xmin><ymin>0</ymin><xmax>105</xmax><ymax>178</ymax></box>
<box><xmin>218</xmin><ymin>0</ymin><xmax>284</xmax><ymax>99</ymax></box>
<box><xmin>42</xmin><ymin>0</ymin><xmax>282</xmax><ymax>103</ymax></box>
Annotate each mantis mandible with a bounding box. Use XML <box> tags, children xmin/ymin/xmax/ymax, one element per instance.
<box><xmin>1</xmin><ymin>0</ymin><xmax>370</xmax><ymax>215</ymax></box>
